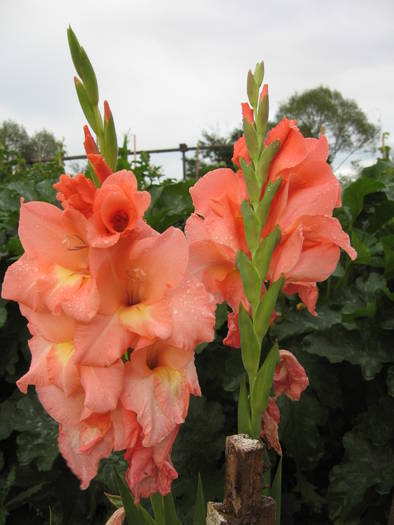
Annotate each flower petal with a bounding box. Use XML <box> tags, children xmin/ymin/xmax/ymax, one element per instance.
<box><xmin>80</xmin><ymin>360</ymin><xmax>124</xmax><ymax>413</ymax></box>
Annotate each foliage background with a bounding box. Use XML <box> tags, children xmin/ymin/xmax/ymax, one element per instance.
<box><xmin>0</xmin><ymin>130</ymin><xmax>393</xmax><ymax>524</ymax></box>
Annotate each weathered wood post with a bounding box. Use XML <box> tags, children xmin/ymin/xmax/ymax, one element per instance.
<box><xmin>206</xmin><ymin>434</ymin><xmax>276</xmax><ymax>525</ymax></box>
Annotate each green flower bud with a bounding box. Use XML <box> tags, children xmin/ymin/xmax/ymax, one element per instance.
<box><xmin>74</xmin><ymin>77</ymin><xmax>100</xmax><ymax>135</ymax></box>
<box><xmin>103</xmin><ymin>100</ymin><xmax>118</xmax><ymax>171</ymax></box>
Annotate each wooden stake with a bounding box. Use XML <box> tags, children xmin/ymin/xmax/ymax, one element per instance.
<box><xmin>206</xmin><ymin>434</ymin><xmax>276</xmax><ymax>525</ymax></box>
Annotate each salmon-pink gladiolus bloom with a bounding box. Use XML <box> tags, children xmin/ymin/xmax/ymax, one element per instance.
<box><xmin>2</xmin><ymin>200</ymin><xmax>99</xmax><ymax>323</ymax></box>
<box><xmin>85</xmin><ymin>170</ymin><xmax>151</xmax><ymax>248</ymax></box>
<box><xmin>186</xmin><ymin>114</ymin><xmax>357</xmax><ymax>332</ymax></box>
<box><xmin>274</xmin><ymin>350</ymin><xmax>309</xmax><ymax>401</ymax></box>
<box><xmin>54</xmin><ymin>174</ymin><xmax>96</xmax><ymax>217</ymax></box>
<box><xmin>125</xmin><ymin>427</ymin><xmax>179</xmax><ymax>503</ymax></box>
<box><xmin>260</xmin><ymin>117</ymin><xmax>357</xmax><ymax>313</ymax></box>
<box><xmin>121</xmin><ymin>343</ymin><xmax>200</xmax><ymax>447</ymax></box>
<box><xmin>260</xmin><ymin>397</ymin><xmax>281</xmax><ymax>456</ymax></box>
<box><xmin>186</xmin><ymin>168</ymin><xmax>248</xmax><ymax>311</ymax></box>
<box><xmin>74</xmin><ymin>227</ymin><xmax>215</xmax><ymax>367</ymax></box>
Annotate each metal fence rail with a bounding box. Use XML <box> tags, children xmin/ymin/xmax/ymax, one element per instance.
<box><xmin>35</xmin><ymin>143</ymin><xmax>233</xmax><ymax>179</ymax></box>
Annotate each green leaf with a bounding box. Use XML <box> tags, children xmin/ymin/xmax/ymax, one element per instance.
<box><xmin>302</xmin><ymin>327</ymin><xmax>392</xmax><ymax>380</ymax></box>
<box><xmin>328</xmin><ymin>398</ymin><xmax>394</xmax><ymax>521</ymax></box>
<box><xmin>278</xmin><ymin>390</ymin><xmax>328</xmax><ymax>469</ymax></box>
<box><xmin>214</xmin><ymin>302</ymin><xmax>228</xmax><ymax>331</ymax></box>
<box><xmin>0</xmin><ymin>300</ymin><xmax>7</xmax><ymax>329</ymax></box>
<box><xmin>254</xmin><ymin>226</ymin><xmax>281</xmax><ymax>282</ymax></box>
<box><xmin>382</xmin><ymin>234</ymin><xmax>394</xmax><ymax>278</ymax></box>
<box><xmin>247</xmin><ymin>70</ymin><xmax>258</xmax><ymax>109</ymax></box>
<box><xmin>256</xmin><ymin>140</ymin><xmax>280</xmax><ymax>187</ymax></box>
<box><xmin>350</xmin><ymin>228</ymin><xmax>384</xmax><ymax>267</ymax></box>
<box><xmin>270</xmin><ymin>303</ymin><xmax>342</xmax><ymax>341</ymax></box>
<box><xmin>257</xmin><ymin>176</ymin><xmax>282</xmax><ymax>227</ymax></box>
<box><xmin>237</xmin><ymin>374</ymin><xmax>252</xmax><ymax>435</ymax></box>
<box><xmin>150</xmin><ymin>493</ymin><xmax>165</xmax><ymax>525</ymax></box>
<box><xmin>113</xmin><ymin>467</ymin><xmax>154</xmax><ymax>525</ymax></box>
<box><xmin>241</xmin><ymin>199</ymin><xmax>260</xmax><ymax>254</ymax></box>
<box><xmin>235</xmin><ymin>250</ymin><xmax>261</xmax><ymax>311</ymax></box>
<box><xmin>239</xmin><ymin>304</ymin><xmax>260</xmax><ymax>377</ymax></box>
<box><xmin>239</xmin><ymin>158</ymin><xmax>259</xmax><ymax>205</ymax></box>
<box><xmin>243</xmin><ymin>119</ymin><xmax>259</xmax><ymax>162</ymax></box>
<box><xmin>386</xmin><ymin>366</ymin><xmax>394</xmax><ymax>397</ymax></box>
<box><xmin>163</xmin><ymin>493</ymin><xmax>181</xmax><ymax>525</ymax></box>
<box><xmin>250</xmin><ymin>342</ymin><xmax>280</xmax><ymax>435</ymax></box>
<box><xmin>271</xmin><ymin>456</ymin><xmax>282</xmax><ymax>525</ymax></box>
<box><xmin>2</xmin><ymin>393</ymin><xmax>59</xmax><ymax>472</ymax></box>
<box><xmin>343</xmin><ymin>176</ymin><xmax>385</xmax><ymax>222</ymax></box>
<box><xmin>193</xmin><ymin>474</ymin><xmax>206</xmax><ymax>525</ymax></box>
<box><xmin>254</xmin><ymin>277</ymin><xmax>284</xmax><ymax>340</ymax></box>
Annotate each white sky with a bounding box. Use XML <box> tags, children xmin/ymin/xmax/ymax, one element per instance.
<box><xmin>1</xmin><ymin>0</ymin><xmax>393</xmax><ymax>179</ymax></box>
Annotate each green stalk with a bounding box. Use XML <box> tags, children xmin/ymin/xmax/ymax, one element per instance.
<box><xmin>236</xmin><ymin>62</ymin><xmax>284</xmax><ymax>440</ymax></box>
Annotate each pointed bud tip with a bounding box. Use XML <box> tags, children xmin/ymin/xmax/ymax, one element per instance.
<box><xmin>259</xmin><ymin>83</ymin><xmax>269</xmax><ymax>102</ymax></box>
<box><xmin>104</xmin><ymin>100</ymin><xmax>111</xmax><ymax>122</ymax></box>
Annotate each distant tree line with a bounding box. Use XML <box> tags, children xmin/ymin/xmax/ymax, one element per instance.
<box><xmin>0</xmin><ymin>120</ymin><xmax>62</xmax><ymax>163</ymax></box>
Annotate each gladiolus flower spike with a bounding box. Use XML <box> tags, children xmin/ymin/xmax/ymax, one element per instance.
<box><xmin>1</xmin><ymin>28</ymin><xmax>217</xmax><ymax>502</ymax></box>
<box><xmin>185</xmin><ymin>60</ymin><xmax>357</xmax><ymax>448</ymax></box>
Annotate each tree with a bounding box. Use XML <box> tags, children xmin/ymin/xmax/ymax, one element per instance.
<box><xmin>185</xmin><ymin>128</ymin><xmax>242</xmax><ymax>179</ymax></box>
<box><xmin>275</xmin><ymin>86</ymin><xmax>379</xmax><ymax>165</ymax></box>
<box><xmin>0</xmin><ymin>120</ymin><xmax>62</xmax><ymax>162</ymax></box>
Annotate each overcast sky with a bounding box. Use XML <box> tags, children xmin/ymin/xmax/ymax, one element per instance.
<box><xmin>1</xmin><ymin>0</ymin><xmax>393</xmax><ymax>179</ymax></box>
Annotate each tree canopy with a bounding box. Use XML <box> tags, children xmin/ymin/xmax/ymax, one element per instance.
<box><xmin>275</xmin><ymin>86</ymin><xmax>379</xmax><ymax>165</ymax></box>
<box><xmin>0</xmin><ymin>120</ymin><xmax>62</xmax><ymax>163</ymax></box>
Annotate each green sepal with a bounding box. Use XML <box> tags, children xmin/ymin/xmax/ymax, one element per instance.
<box><xmin>163</xmin><ymin>493</ymin><xmax>181</xmax><ymax>525</ymax></box>
<box><xmin>247</xmin><ymin>70</ymin><xmax>258</xmax><ymax>109</ymax></box>
<box><xmin>104</xmin><ymin>104</ymin><xmax>118</xmax><ymax>171</ymax></box>
<box><xmin>113</xmin><ymin>467</ymin><xmax>154</xmax><ymax>525</ymax></box>
<box><xmin>250</xmin><ymin>342</ymin><xmax>280</xmax><ymax>436</ymax></box>
<box><xmin>256</xmin><ymin>140</ymin><xmax>280</xmax><ymax>187</ymax></box>
<box><xmin>150</xmin><ymin>493</ymin><xmax>165</xmax><ymax>525</ymax></box>
<box><xmin>238</xmin><ymin>374</ymin><xmax>252</xmax><ymax>435</ymax></box>
<box><xmin>254</xmin><ymin>276</ymin><xmax>284</xmax><ymax>340</ymax></box>
<box><xmin>105</xmin><ymin>492</ymin><xmax>123</xmax><ymax>508</ymax></box>
<box><xmin>271</xmin><ymin>456</ymin><xmax>282</xmax><ymax>525</ymax></box>
<box><xmin>67</xmin><ymin>26</ymin><xmax>83</xmax><ymax>79</ymax></box>
<box><xmin>243</xmin><ymin>118</ymin><xmax>259</xmax><ymax>163</ymax></box>
<box><xmin>239</xmin><ymin>304</ymin><xmax>261</xmax><ymax>377</ymax></box>
<box><xmin>254</xmin><ymin>226</ymin><xmax>281</xmax><ymax>282</ymax></box>
<box><xmin>74</xmin><ymin>78</ymin><xmax>99</xmax><ymax>135</ymax></box>
<box><xmin>257</xmin><ymin>177</ymin><xmax>282</xmax><ymax>228</ymax></box>
<box><xmin>79</xmin><ymin>46</ymin><xmax>99</xmax><ymax>106</ymax></box>
<box><xmin>193</xmin><ymin>474</ymin><xmax>206</xmax><ymax>525</ymax></box>
<box><xmin>236</xmin><ymin>251</ymin><xmax>261</xmax><ymax>311</ymax></box>
<box><xmin>256</xmin><ymin>93</ymin><xmax>269</xmax><ymax>137</ymax></box>
<box><xmin>241</xmin><ymin>200</ymin><xmax>260</xmax><ymax>255</ymax></box>
<box><xmin>239</xmin><ymin>158</ymin><xmax>259</xmax><ymax>205</ymax></box>
<box><xmin>253</xmin><ymin>61</ymin><xmax>264</xmax><ymax>88</ymax></box>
